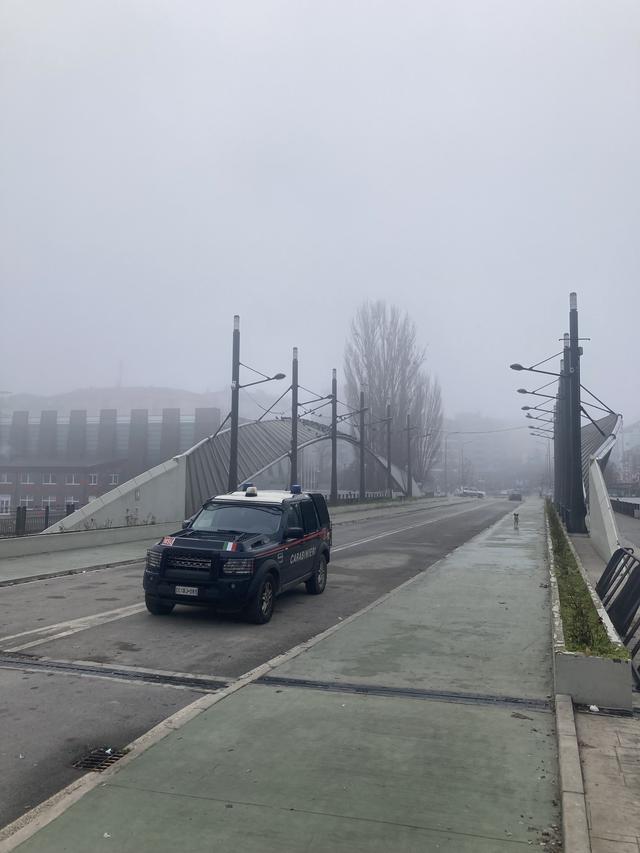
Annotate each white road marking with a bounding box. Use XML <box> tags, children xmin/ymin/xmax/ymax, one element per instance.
<box><xmin>0</xmin><ymin>604</ymin><xmax>146</xmax><ymax>652</ymax></box>
<box><xmin>0</xmin><ymin>501</ymin><xmax>495</xmax><ymax>653</ymax></box>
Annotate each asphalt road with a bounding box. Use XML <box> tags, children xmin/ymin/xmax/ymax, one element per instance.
<box><xmin>0</xmin><ymin>498</ymin><xmax>511</xmax><ymax>830</ymax></box>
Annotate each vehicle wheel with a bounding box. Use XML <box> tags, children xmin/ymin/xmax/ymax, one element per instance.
<box><xmin>145</xmin><ymin>594</ymin><xmax>175</xmax><ymax>615</ymax></box>
<box><xmin>246</xmin><ymin>574</ymin><xmax>275</xmax><ymax>624</ymax></box>
<box><xmin>306</xmin><ymin>555</ymin><xmax>327</xmax><ymax>595</ymax></box>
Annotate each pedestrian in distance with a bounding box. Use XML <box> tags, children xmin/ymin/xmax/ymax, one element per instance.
<box><xmin>513</xmin><ymin>511</ymin><xmax>519</xmax><ymax>530</ymax></box>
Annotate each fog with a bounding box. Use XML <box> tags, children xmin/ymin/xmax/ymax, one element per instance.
<box><xmin>2</xmin><ymin>1</ymin><xmax>639</xmax><ymax>422</ymax></box>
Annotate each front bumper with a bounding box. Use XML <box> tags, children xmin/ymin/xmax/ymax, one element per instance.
<box><xmin>143</xmin><ymin>569</ymin><xmax>254</xmax><ymax>610</ymax></box>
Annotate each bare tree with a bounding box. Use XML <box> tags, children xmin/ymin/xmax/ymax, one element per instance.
<box><xmin>344</xmin><ymin>300</ymin><xmax>443</xmax><ymax>486</ymax></box>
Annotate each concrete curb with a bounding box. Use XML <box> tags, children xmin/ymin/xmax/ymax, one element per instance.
<box><xmin>555</xmin><ymin>693</ymin><xmax>591</xmax><ymax>853</ymax></box>
<box><xmin>0</xmin><ymin>559</ymin><xmax>142</xmax><ymax>588</ymax></box>
<box><xmin>0</xmin><ymin>502</ymin><xmax>512</xmax><ymax>851</ymax></box>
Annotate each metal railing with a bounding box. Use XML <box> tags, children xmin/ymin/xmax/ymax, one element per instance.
<box><xmin>0</xmin><ymin>505</ymin><xmax>76</xmax><ymax>538</ymax></box>
<box><xmin>611</xmin><ymin>498</ymin><xmax>640</xmax><ymax>519</ymax></box>
<box><xmin>596</xmin><ymin>546</ymin><xmax>640</xmax><ymax>685</ymax></box>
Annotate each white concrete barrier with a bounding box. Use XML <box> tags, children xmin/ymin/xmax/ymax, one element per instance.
<box><xmin>43</xmin><ymin>456</ymin><xmax>188</xmax><ymax>534</ymax></box>
<box><xmin>0</xmin><ymin>522</ymin><xmax>178</xmax><ymax>559</ymax></box>
<box><xmin>588</xmin><ymin>455</ymin><xmax>622</xmax><ymax>564</ymax></box>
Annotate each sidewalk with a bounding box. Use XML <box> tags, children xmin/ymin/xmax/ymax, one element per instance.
<box><xmin>576</xmin><ymin>711</ymin><xmax>640</xmax><ymax>853</ymax></box>
<box><xmin>615</xmin><ymin>511</ymin><xmax>640</xmax><ymax>553</ymax></box>
<box><xmin>0</xmin><ymin>497</ymin><xmax>462</xmax><ymax>586</ymax></box>
<box><xmin>3</xmin><ymin>499</ymin><xmax>562</xmax><ymax>852</ymax></box>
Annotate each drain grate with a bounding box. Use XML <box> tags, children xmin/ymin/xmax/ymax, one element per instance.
<box><xmin>73</xmin><ymin>747</ymin><xmax>128</xmax><ymax>772</ymax></box>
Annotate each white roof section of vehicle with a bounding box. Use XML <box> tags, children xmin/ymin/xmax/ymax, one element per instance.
<box><xmin>211</xmin><ymin>489</ymin><xmax>297</xmax><ymax>505</ymax></box>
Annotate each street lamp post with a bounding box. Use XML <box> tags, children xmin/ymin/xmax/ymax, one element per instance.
<box><xmin>330</xmin><ymin>369</ymin><xmax>338</xmax><ymax>503</ymax></box>
<box><xmin>386</xmin><ymin>402</ymin><xmax>392</xmax><ymax>498</ymax></box>
<box><xmin>291</xmin><ymin>347</ymin><xmax>299</xmax><ymax>487</ymax></box>
<box><xmin>359</xmin><ymin>389</ymin><xmax>366</xmax><ymax>500</ymax></box>
<box><xmin>227</xmin><ymin>316</ymin><xmax>286</xmax><ymax>492</ymax></box>
<box><xmin>228</xmin><ymin>316</ymin><xmax>241</xmax><ymax>492</ymax></box>
<box><xmin>568</xmin><ymin>293</ymin><xmax>587</xmax><ymax>533</ymax></box>
<box><xmin>511</xmin><ymin>292</ymin><xmax>589</xmax><ymax>533</ymax></box>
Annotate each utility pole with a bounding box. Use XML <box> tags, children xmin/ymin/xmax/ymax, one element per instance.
<box><xmin>568</xmin><ymin>292</ymin><xmax>587</xmax><ymax>533</ymax></box>
<box><xmin>444</xmin><ymin>434</ymin><xmax>448</xmax><ymax>496</ymax></box>
<box><xmin>386</xmin><ymin>401</ymin><xmax>392</xmax><ymax>498</ymax></box>
<box><xmin>228</xmin><ymin>315</ymin><xmax>240</xmax><ymax>492</ymax></box>
<box><xmin>406</xmin><ymin>412</ymin><xmax>412</xmax><ymax>498</ymax></box>
<box><xmin>290</xmin><ymin>347</ymin><xmax>299</xmax><ymax>487</ymax></box>
<box><xmin>330</xmin><ymin>368</ymin><xmax>338</xmax><ymax>503</ymax></box>
<box><xmin>359</xmin><ymin>388</ymin><xmax>366</xmax><ymax>500</ymax></box>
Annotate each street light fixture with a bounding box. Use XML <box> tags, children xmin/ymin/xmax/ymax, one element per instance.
<box><xmin>526</xmin><ymin>413</ymin><xmax>553</xmax><ymax>424</ymax></box>
<box><xmin>517</xmin><ymin>389</ymin><xmax>558</xmax><ymax>400</ymax></box>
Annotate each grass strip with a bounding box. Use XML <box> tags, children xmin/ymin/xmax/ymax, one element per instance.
<box><xmin>546</xmin><ymin>500</ymin><xmax>628</xmax><ymax>659</ymax></box>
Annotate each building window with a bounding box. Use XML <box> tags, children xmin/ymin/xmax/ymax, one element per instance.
<box><xmin>0</xmin><ymin>496</ymin><xmax>10</xmax><ymax>515</ymax></box>
<box><xmin>19</xmin><ymin>496</ymin><xmax>34</xmax><ymax>510</ymax></box>
<box><xmin>0</xmin><ymin>473</ymin><xmax>10</xmax><ymax>484</ymax></box>
<box><xmin>65</xmin><ymin>474</ymin><xmax>80</xmax><ymax>486</ymax></box>
<box><xmin>41</xmin><ymin>496</ymin><xmax>57</xmax><ymax>509</ymax></box>
<box><xmin>109</xmin><ymin>473</ymin><xmax>119</xmax><ymax>486</ymax></box>
<box><xmin>89</xmin><ymin>473</ymin><xmax>98</xmax><ymax>486</ymax></box>
<box><xmin>42</xmin><ymin>473</ymin><xmax>57</xmax><ymax>485</ymax></box>
<box><xmin>20</xmin><ymin>472</ymin><xmax>35</xmax><ymax>485</ymax></box>
<box><xmin>65</xmin><ymin>496</ymin><xmax>79</xmax><ymax>508</ymax></box>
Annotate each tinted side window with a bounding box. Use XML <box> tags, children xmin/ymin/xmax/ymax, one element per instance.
<box><xmin>286</xmin><ymin>504</ymin><xmax>303</xmax><ymax>530</ymax></box>
<box><xmin>309</xmin><ymin>493</ymin><xmax>330</xmax><ymax>527</ymax></box>
<box><xmin>300</xmin><ymin>499</ymin><xmax>319</xmax><ymax>534</ymax></box>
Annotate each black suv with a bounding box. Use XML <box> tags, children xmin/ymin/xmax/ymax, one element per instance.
<box><xmin>143</xmin><ymin>487</ymin><xmax>331</xmax><ymax>624</ymax></box>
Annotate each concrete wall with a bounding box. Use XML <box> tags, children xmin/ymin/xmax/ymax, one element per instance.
<box><xmin>587</xmin><ymin>457</ymin><xmax>621</xmax><ymax>564</ymax></box>
<box><xmin>43</xmin><ymin>455</ymin><xmax>188</xmax><ymax>533</ymax></box>
<box><xmin>0</xmin><ymin>522</ymin><xmax>174</xmax><ymax>559</ymax></box>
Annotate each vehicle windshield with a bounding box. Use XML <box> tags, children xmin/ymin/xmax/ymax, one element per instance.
<box><xmin>191</xmin><ymin>502</ymin><xmax>283</xmax><ymax>536</ymax></box>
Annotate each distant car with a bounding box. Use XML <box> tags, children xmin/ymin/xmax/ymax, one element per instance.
<box><xmin>143</xmin><ymin>486</ymin><xmax>331</xmax><ymax>624</ymax></box>
<box><xmin>459</xmin><ymin>488</ymin><xmax>485</xmax><ymax>498</ymax></box>
<box><xmin>508</xmin><ymin>492</ymin><xmax>522</xmax><ymax>502</ymax></box>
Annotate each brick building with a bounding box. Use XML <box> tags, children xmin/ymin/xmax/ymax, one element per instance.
<box><xmin>0</xmin><ymin>407</ymin><xmax>220</xmax><ymax>517</ymax></box>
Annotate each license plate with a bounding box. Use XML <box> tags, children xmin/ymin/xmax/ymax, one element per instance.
<box><xmin>175</xmin><ymin>585</ymin><xmax>199</xmax><ymax>597</ymax></box>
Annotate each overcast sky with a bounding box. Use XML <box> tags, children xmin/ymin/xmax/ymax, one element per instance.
<box><xmin>2</xmin><ymin>1</ymin><xmax>639</xmax><ymax>422</ymax></box>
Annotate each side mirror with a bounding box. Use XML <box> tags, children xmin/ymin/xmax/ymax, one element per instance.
<box><xmin>181</xmin><ymin>519</ymin><xmax>191</xmax><ymax>529</ymax></box>
<box><xmin>284</xmin><ymin>526</ymin><xmax>304</xmax><ymax>541</ymax></box>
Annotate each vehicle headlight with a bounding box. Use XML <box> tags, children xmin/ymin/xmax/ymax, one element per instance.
<box><xmin>223</xmin><ymin>558</ymin><xmax>254</xmax><ymax>576</ymax></box>
<box><xmin>146</xmin><ymin>550</ymin><xmax>162</xmax><ymax>570</ymax></box>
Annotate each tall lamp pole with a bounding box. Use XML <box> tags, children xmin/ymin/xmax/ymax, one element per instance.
<box><xmin>291</xmin><ymin>347</ymin><xmax>299</xmax><ymax>486</ymax></box>
<box><xmin>386</xmin><ymin>401</ymin><xmax>392</xmax><ymax>497</ymax></box>
<box><xmin>330</xmin><ymin>368</ymin><xmax>338</xmax><ymax>503</ymax></box>
<box><xmin>406</xmin><ymin>412</ymin><xmax>413</xmax><ymax>498</ymax></box>
<box><xmin>568</xmin><ymin>293</ymin><xmax>587</xmax><ymax>533</ymax></box>
<box><xmin>359</xmin><ymin>388</ymin><xmax>366</xmax><ymax>500</ymax></box>
<box><xmin>228</xmin><ymin>315</ymin><xmax>241</xmax><ymax>491</ymax></box>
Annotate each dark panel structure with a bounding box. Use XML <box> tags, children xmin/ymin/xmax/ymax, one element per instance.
<box><xmin>37</xmin><ymin>411</ymin><xmax>58</xmax><ymax>458</ymax></box>
<box><xmin>159</xmin><ymin>408</ymin><xmax>181</xmax><ymax>462</ymax></box>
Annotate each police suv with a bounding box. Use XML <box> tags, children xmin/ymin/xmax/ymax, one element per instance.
<box><xmin>143</xmin><ymin>485</ymin><xmax>331</xmax><ymax>624</ymax></box>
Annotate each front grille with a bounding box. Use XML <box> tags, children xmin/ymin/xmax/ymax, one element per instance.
<box><xmin>165</xmin><ymin>555</ymin><xmax>212</xmax><ymax>571</ymax></box>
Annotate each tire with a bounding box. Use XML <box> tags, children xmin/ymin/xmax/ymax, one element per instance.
<box><xmin>306</xmin><ymin>555</ymin><xmax>327</xmax><ymax>595</ymax></box>
<box><xmin>145</xmin><ymin>594</ymin><xmax>175</xmax><ymax>616</ymax></box>
<box><xmin>245</xmin><ymin>574</ymin><xmax>276</xmax><ymax>624</ymax></box>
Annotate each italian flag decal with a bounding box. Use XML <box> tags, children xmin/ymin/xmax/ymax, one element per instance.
<box><xmin>224</xmin><ymin>542</ymin><xmax>238</xmax><ymax>552</ymax></box>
